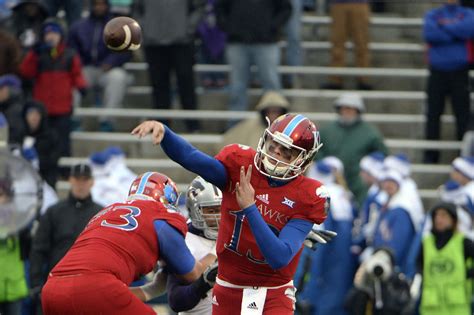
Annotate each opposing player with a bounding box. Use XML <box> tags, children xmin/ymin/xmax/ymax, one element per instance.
<box><xmin>41</xmin><ymin>172</ymin><xmax>216</xmax><ymax>315</ymax></box>
<box><xmin>132</xmin><ymin>113</ymin><xmax>329</xmax><ymax>314</ymax></box>
<box><xmin>135</xmin><ymin>176</ymin><xmax>222</xmax><ymax>313</ymax></box>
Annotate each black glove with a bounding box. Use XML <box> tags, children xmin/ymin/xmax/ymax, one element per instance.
<box><xmin>303</xmin><ymin>227</ymin><xmax>337</xmax><ymax>250</ymax></box>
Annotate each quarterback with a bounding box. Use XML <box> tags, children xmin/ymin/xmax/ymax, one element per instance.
<box><xmin>132</xmin><ymin>114</ymin><xmax>329</xmax><ymax>314</ymax></box>
<box><xmin>41</xmin><ymin>172</ymin><xmax>216</xmax><ymax>315</ymax></box>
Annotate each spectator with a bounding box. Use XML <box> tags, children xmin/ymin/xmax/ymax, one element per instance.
<box><xmin>133</xmin><ymin>0</ymin><xmax>205</xmax><ymax>132</ymax></box>
<box><xmin>29</xmin><ymin>163</ymin><xmax>102</xmax><ymax>313</ymax></box>
<box><xmin>1</xmin><ymin>0</ymin><xmax>48</xmax><ymax>52</ymax></box>
<box><xmin>21</xmin><ymin>100</ymin><xmax>60</xmax><ymax>188</ymax></box>
<box><xmin>450</xmin><ymin>156</ymin><xmax>474</xmax><ymax>215</ymax></box>
<box><xmin>215</xmin><ymin>0</ymin><xmax>291</xmax><ymax>114</ymax></box>
<box><xmin>318</xmin><ymin>93</ymin><xmax>387</xmax><ymax>206</ymax></box>
<box><xmin>0</xmin><ymin>74</ymin><xmax>26</xmax><ymax>146</ymax></box>
<box><xmin>197</xmin><ymin>0</ymin><xmax>227</xmax><ymax>89</ymax></box>
<box><xmin>0</xmin><ymin>29</ymin><xmax>21</xmax><ymax>76</ymax></box>
<box><xmin>417</xmin><ymin>202</ymin><xmax>474</xmax><ymax>315</ymax></box>
<box><xmin>20</xmin><ymin>19</ymin><xmax>87</xmax><ymax>158</ymax></box>
<box><xmin>219</xmin><ymin>90</ymin><xmax>289</xmax><ymax>150</ymax></box>
<box><xmin>383</xmin><ymin>154</ymin><xmax>425</xmax><ymax>226</ymax></box>
<box><xmin>69</xmin><ymin>0</ymin><xmax>131</xmax><ymax>132</ymax></box>
<box><xmin>283</xmin><ymin>0</ymin><xmax>303</xmax><ymax>88</ymax></box>
<box><xmin>42</xmin><ymin>0</ymin><xmax>83</xmax><ymax>27</ymax></box>
<box><xmin>423</xmin><ymin>0</ymin><xmax>474</xmax><ymax>164</ymax></box>
<box><xmin>321</xmin><ymin>0</ymin><xmax>372</xmax><ymax>90</ymax></box>
<box><xmin>352</xmin><ymin>152</ymin><xmax>385</xmax><ymax>254</ymax></box>
<box><xmin>371</xmin><ymin>170</ymin><xmax>420</xmax><ymax>273</ymax></box>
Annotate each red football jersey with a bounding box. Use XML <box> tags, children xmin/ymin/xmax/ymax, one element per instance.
<box><xmin>215</xmin><ymin>144</ymin><xmax>328</xmax><ymax>287</ymax></box>
<box><xmin>51</xmin><ymin>199</ymin><xmax>188</xmax><ymax>285</ymax></box>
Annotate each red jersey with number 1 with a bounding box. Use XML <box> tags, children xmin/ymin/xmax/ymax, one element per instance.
<box><xmin>50</xmin><ymin>199</ymin><xmax>188</xmax><ymax>285</ymax></box>
<box><xmin>215</xmin><ymin>144</ymin><xmax>328</xmax><ymax>287</ymax></box>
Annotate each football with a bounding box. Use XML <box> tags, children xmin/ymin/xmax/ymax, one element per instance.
<box><xmin>103</xmin><ymin>16</ymin><xmax>142</xmax><ymax>51</ymax></box>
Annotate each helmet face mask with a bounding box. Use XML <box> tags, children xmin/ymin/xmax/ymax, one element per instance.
<box><xmin>254</xmin><ymin>114</ymin><xmax>322</xmax><ymax>180</ymax></box>
<box><xmin>128</xmin><ymin>172</ymin><xmax>179</xmax><ymax>209</ymax></box>
<box><xmin>186</xmin><ymin>176</ymin><xmax>222</xmax><ymax>240</ymax></box>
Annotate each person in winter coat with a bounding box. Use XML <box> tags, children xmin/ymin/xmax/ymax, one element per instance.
<box><xmin>417</xmin><ymin>202</ymin><xmax>474</xmax><ymax>315</ymax></box>
<box><xmin>317</xmin><ymin>93</ymin><xmax>387</xmax><ymax>206</ymax></box>
<box><xmin>423</xmin><ymin>0</ymin><xmax>474</xmax><ymax>163</ymax></box>
<box><xmin>219</xmin><ymin>91</ymin><xmax>289</xmax><ymax>151</ymax></box>
<box><xmin>20</xmin><ymin>19</ymin><xmax>87</xmax><ymax>157</ymax></box>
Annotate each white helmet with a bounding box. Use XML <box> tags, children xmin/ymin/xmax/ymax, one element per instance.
<box><xmin>186</xmin><ymin>176</ymin><xmax>222</xmax><ymax>240</ymax></box>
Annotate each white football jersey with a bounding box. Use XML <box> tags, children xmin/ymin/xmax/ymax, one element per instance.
<box><xmin>180</xmin><ymin>231</ymin><xmax>216</xmax><ymax>315</ymax></box>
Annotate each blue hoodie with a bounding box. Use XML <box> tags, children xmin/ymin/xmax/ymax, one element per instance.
<box><xmin>424</xmin><ymin>3</ymin><xmax>474</xmax><ymax>71</ymax></box>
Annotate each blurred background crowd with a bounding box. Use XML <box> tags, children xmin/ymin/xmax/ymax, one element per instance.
<box><xmin>0</xmin><ymin>0</ymin><xmax>473</xmax><ymax>314</ymax></box>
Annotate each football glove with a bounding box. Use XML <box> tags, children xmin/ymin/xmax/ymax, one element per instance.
<box><xmin>303</xmin><ymin>227</ymin><xmax>337</xmax><ymax>250</ymax></box>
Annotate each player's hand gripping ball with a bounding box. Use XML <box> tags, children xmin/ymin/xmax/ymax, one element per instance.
<box><xmin>103</xmin><ymin>16</ymin><xmax>142</xmax><ymax>51</ymax></box>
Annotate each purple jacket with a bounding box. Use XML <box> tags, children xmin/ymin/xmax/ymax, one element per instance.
<box><xmin>67</xmin><ymin>14</ymin><xmax>132</xmax><ymax>68</ymax></box>
<box><xmin>197</xmin><ymin>0</ymin><xmax>226</xmax><ymax>58</ymax></box>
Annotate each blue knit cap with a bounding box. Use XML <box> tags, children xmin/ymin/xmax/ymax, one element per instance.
<box><xmin>0</xmin><ymin>74</ymin><xmax>21</xmax><ymax>90</ymax></box>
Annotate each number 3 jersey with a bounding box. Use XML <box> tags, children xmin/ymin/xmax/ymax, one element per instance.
<box><xmin>50</xmin><ymin>199</ymin><xmax>188</xmax><ymax>285</ymax></box>
<box><xmin>215</xmin><ymin>144</ymin><xmax>328</xmax><ymax>287</ymax></box>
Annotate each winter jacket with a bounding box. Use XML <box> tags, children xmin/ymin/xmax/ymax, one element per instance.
<box><xmin>318</xmin><ymin>119</ymin><xmax>387</xmax><ymax>206</ymax></box>
<box><xmin>423</xmin><ymin>4</ymin><xmax>474</xmax><ymax>71</ymax></box>
<box><xmin>19</xmin><ymin>42</ymin><xmax>87</xmax><ymax>116</ymax></box>
<box><xmin>68</xmin><ymin>3</ymin><xmax>132</xmax><ymax>68</ymax></box>
<box><xmin>29</xmin><ymin>194</ymin><xmax>102</xmax><ymax>289</ymax></box>
<box><xmin>215</xmin><ymin>0</ymin><xmax>292</xmax><ymax>44</ymax></box>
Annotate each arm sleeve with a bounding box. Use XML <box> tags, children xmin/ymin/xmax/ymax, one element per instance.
<box><xmin>441</xmin><ymin>10</ymin><xmax>474</xmax><ymax>40</ymax></box>
<box><xmin>29</xmin><ymin>211</ymin><xmax>53</xmax><ymax>288</ymax></box>
<box><xmin>241</xmin><ymin>204</ymin><xmax>313</xmax><ymax>269</ymax></box>
<box><xmin>161</xmin><ymin>126</ymin><xmax>227</xmax><ymax>189</ymax></box>
<box><xmin>166</xmin><ymin>273</ymin><xmax>212</xmax><ymax>312</ymax></box>
<box><xmin>423</xmin><ymin>12</ymin><xmax>454</xmax><ymax>43</ymax></box>
<box><xmin>154</xmin><ymin>220</ymin><xmax>195</xmax><ymax>275</ymax></box>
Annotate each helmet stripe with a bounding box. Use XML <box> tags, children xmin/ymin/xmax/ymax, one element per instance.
<box><xmin>136</xmin><ymin>172</ymin><xmax>153</xmax><ymax>194</ymax></box>
<box><xmin>282</xmin><ymin>114</ymin><xmax>306</xmax><ymax>136</ymax></box>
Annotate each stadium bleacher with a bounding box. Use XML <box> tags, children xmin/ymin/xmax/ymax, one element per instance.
<box><xmin>59</xmin><ymin>9</ymin><xmax>461</xmax><ymax>210</ymax></box>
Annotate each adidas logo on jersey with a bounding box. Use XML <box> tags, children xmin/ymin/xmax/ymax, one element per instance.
<box><xmin>256</xmin><ymin>194</ymin><xmax>269</xmax><ymax>204</ymax></box>
<box><xmin>247</xmin><ymin>302</ymin><xmax>258</xmax><ymax>310</ymax></box>
<box><xmin>212</xmin><ymin>295</ymin><xmax>219</xmax><ymax>306</ymax></box>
